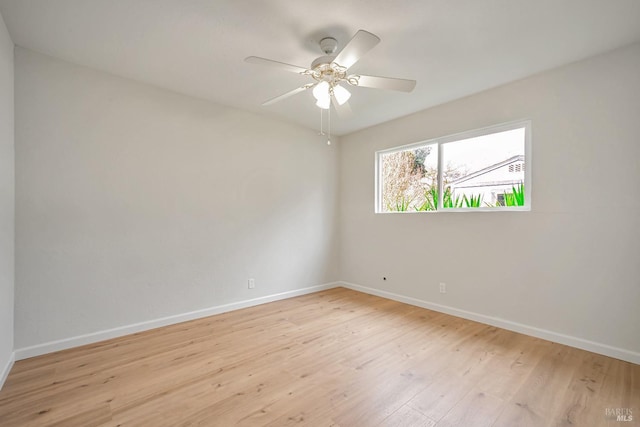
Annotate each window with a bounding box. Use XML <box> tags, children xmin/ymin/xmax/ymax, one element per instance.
<box><xmin>375</xmin><ymin>120</ymin><xmax>531</xmax><ymax>213</ymax></box>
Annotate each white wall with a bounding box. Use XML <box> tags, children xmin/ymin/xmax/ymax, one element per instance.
<box><xmin>14</xmin><ymin>48</ymin><xmax>338</xmax><ymax>350</ymax></box>
<box><xmin>10</xmin><ymin>40</ymin><xmax>640</xmax><ymax>363</ymax></box>
<box><xmin>339</xmin><ymin>43</ymin><xmax>640</xmax><ymax>359</ymax></box>
<box><xmin>0</xmin><ymin>10</ymin><xmax>14</xmax><ymax>386</ymax></box>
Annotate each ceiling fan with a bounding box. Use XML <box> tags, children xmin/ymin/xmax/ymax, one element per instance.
<box><xmin>245</xmin><ymin>29</ymin><xmax>417</xmax><ymax>117</ymax></box>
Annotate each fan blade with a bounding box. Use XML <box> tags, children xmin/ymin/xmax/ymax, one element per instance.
<box><xmin>349</xmin><ymin>74</ymin><xmax>416</xmax><ymax>92</ymax></box>
<box><xmin>245</xmin><ymin>56</ymin><xmax>310</xmax><ymax>74</ymax></box>
<box><xmin>332</xmin><ymin>30</ymin><xmax>380</xmax><ymax>70</ymax></box>
<box><xmin>262</xmin><ymin>84</ymin><xmax>314</xmax><ymax>106</ymax></box>
<box><xmin>331</xmin><ymin>96</ymin><xmax>353</xmax><ymax>119</ymax></box>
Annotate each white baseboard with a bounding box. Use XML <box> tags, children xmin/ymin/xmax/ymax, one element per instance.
<box><xmin>0</xmin><ymin>351</ymin><xmax>15</xmax><ymax>390</ymax></box>
<box><xmin>339</xmin><ymin>281</ymin><xmax>640</xmax><ymax>365</ymax></box>
<box><xmin>13</xmin><ymin>281</ymin><xmax>639</xmax><ymax>365</ymax></box>
<box><xmin>15</xmin><ymin>282</ymin><xmax>341</xmax><ymax>361</ymax></box>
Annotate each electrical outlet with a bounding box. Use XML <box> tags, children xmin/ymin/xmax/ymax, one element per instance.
<box><xmin>439</xmin><ymin>282</ymin><xmax>446</xmax><ymax>294</ymax></box>
<box><xmin>248</xmin><ymin>278</ymin><xmax>255</xmax><ymax>289</ymax></box>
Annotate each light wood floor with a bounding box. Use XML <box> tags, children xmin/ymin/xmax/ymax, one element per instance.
<box><xmin>0</xmin><ymin>288</ymin><xmax>638</xmax><ymax>426</ymax></box>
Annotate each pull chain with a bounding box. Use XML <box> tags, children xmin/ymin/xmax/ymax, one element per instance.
<box><xmin>327</xmin><ymin>104</ymin><xmax>331</xmax><ymax>145</ymax></box>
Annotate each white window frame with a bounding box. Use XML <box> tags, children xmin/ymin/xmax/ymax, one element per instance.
<box><xmin>375</xmin><ymin>120</ymin><xmax>532</xmax><ymax>213</ymax></box>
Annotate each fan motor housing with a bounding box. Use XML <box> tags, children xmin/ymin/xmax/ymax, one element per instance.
<box><xmin>311</xmin><ymin>55</ymin><xmax>336</xmax><ymax>71</ymax></box>
<box><xmin>310</xmin><ymin>56</ymin><xmax>348</xmax><ymax>85</ymax></box>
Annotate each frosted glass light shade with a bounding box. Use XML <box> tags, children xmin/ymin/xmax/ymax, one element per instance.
<box><xmin>313</xmin><ymin>81</ymin><xmax>330</xmax><ymax>101</ymax></box>
<box><xmin>313</xmin><ymin>81</ymin><xmax>330</xmax><ymax>109</ymax></box>
<box><xmin>316</xmin><ymin>97</ymin><xmax>330</xmax><ymax>109</ymax></box>
<box><xmin>333</xmin><ymin>84</ymin><xmax>351</xmax><ymax>105</ymax></box>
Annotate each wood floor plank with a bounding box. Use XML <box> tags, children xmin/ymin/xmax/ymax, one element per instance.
<box><xmin>0</xmin><ymin>287</ymin><xmax>637</xmax><ymax>427</ymax></box>
<box><xmin>406</xmin><ymin>368</ymin><xmax>477</xmax><ymax>422</ymax></box>
<box><xmin>378</xmin><ymin>404</ymin><xmax>436</xmax><ymax>427</ymax></box>
<box><xmin>433</xmin><ymin>386</ymin><xmax>504</xmax><ymax>427</ymax></box>
<box><xmin>492</xmin><ymin>344</ymin><xmax>583</xmax><ymax>427</ymax></box>
<box><xmin>549</xmin><ymin>352</ymin><xmax>613</xmax><ymax>426</ymax></box>
<box><xmin>48</xmin><ymin>404</ymin><xmax>112</xmax><ymax>427</ymax></box>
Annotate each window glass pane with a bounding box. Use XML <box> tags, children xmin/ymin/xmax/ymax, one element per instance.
<box><xmin>375</xmin><ymin>122</ymin><xmax>530</xmax><ymax>213</ymax></box>
<box><xmin>441</xmin><ymin>127</ymin><xmax>526</xmax><ymax>208</ymax></box>
<box><xmin>380</xmin><ymin>144</ymin><xmax>438</xmax><ymax>212</ymax></box>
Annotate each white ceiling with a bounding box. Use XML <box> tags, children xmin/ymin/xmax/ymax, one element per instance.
<box><xmin>1</xmin><ymin>0</ymin><xmax>640</xmax><ymax>136</ymax></box>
